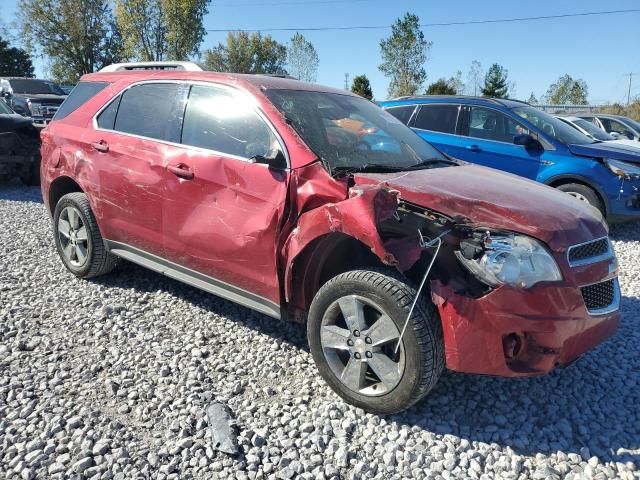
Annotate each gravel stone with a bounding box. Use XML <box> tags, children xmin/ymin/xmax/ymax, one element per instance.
<box><xmin>0</xmin><ymin>184</ymin><xmax>638</xmax><ymax>480</ymax></box>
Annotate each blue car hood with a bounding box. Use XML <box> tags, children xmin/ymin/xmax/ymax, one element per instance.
<box><xmin>568</xmin><ymin>142</ymin><xmax>640</xmax><ymax>164</ymax></box>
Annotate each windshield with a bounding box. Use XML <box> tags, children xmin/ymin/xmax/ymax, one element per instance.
<box><xmin>9</xmin><ymin>79</ymin><xmax>66</xmax><ymax>95</ymax></box>
<box><xmin>573</xmin><ymin>118</ymin><xmax>614</xmax><ymax>141</ymax></box>
<box><xmin>626</xmin><ymin>118</ymin><xmax>640</xmax><ymax>132</ymax></box>
<box><xmin>0</xmin><ymin>99</ymin><xmax>13</xmax><ymax>114</ymax></box>
<box><xmin>513</xmin><ymin>106</ymin><xmax>595</xmax><ymax>145</ymax></box>
<box><xmin>265</xmin><ymin>89</ymin><xmax>450</xmax><ymax>173</ymax></box>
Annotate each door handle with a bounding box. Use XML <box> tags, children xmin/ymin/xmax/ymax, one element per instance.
<box><xmin>91</xmin><ymin>140</ymin><xmax>109</xmax><ymax>153</ymax></box>
<box><xmin>465</xmin><ymin>145</ymin><xmax>481</xmax><ymax>152</ymax></box>
<box><xmin>168</xmin><ymin>163</ymin><xmax>194</xmax><ymax>180</ymax></box>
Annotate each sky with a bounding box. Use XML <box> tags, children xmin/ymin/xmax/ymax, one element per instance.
<box><xmin>2</xmin><ymin>0</ymin><xmax>639</xmax><ymax>103</ymax></box>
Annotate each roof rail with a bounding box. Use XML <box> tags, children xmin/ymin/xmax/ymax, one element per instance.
<box><xmin>99</xmin><ymin>61</ymin><xmax>205</xmax><ymax>72</ymax></box>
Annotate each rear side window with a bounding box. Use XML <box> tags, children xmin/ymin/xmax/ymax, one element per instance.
<box><xmin>113</xmin><ymin>83</ymin><xmax>184</xmax><ymax>142</ymax></box>
<box><xmin>54</xmin><ymin>81</ymin><xmax>108</xmax><ymax>120</ymax></box>
<box><xmin>384</xmin><ymin>105</ymin><xmax>415</xmax><ymax>125</ymax></box>
<box><xmin>96</xmin><ymin>95</ymin><xmax>121</xmax><ymax>130</ymax></box>
<box><xmin>413</xmin><ymin>105</ymin><xmax>459</xmax><ymax>134</ymax></box>
<box><xmin>181</xmin><ymin>84</ymin><xmax>278</xmax><ymax>159</ymax></box>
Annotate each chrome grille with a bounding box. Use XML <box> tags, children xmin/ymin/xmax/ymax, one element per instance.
<box><xmin>581</xmin><ymin>279</ymin><xmax>617</xmax><ymax>314</ymax></box>
<box><xmin>567</xmin><ymin>237</ymin><xmax>611</xmax><ymax>266</ymax></box>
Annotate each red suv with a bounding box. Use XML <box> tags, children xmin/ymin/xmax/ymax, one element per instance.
<box><xmin>41</xmin><ymin>63</ymin><xmax>620</xmax><ymax>413</ymax></box>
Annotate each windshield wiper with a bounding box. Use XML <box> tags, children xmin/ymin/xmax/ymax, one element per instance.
<box><xmin>403</xmin><ymin>158</ymin><xmax>457</xmax><ymax>170</ymax></box>
<box><xmin>331</xmin><ymin>163</ymin><xmax>406</xmax><ymax>176</ymax></box>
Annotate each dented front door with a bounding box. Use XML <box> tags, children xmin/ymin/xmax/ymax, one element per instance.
<box><xmin>161</xmin><ymin>83</ymin><xmax>290</xmax><ymax>304</ymax></box>
<box><xmin>162</xmin><ymin>153</ymin><xmax>289</xmax><ymax>304</ymax></box>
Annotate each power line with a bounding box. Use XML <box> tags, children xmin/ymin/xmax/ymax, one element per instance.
<box><xmin>203</xmin><ymin>8</ymin><xmax>640</xmax><ymax>32</ymax></box>
<box><xmin>213</xmin><ymin>0</ymin><xmax>367</xmax><ymax>6</ymax></box>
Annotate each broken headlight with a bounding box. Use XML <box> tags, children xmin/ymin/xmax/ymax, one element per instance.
<box><xmin>605</xmin><ymin>158</ymin><xmax>640</xmax><ymax>179</ymax></box>
<box><xmin>456</xmin><ymin>233</ymin><xmax>562</xmax><ymax>289</ymax></box>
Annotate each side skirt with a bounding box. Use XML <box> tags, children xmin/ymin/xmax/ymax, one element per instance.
<box><xmin>104</xmin><ymin>240</ymin><xmax>281</xmax><ymax>319</ymax></box>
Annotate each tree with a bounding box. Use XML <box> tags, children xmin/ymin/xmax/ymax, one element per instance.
<box><xmin>425</xmin><ymin>78</ymin><xmax>456</xmax><ymax>95</ymax></box>
<box><xmin>448</xmin><ymin>70</ymin><xmax>464</xmax><ymax>95</ymax></box>
<box><xmin>351</xmin><ymin>74</ymin><xmax>373</xmax><ymax>100</ymax></box>
<box><xmin>20</xmin><ymin>0</ymin><xmax>122</xmax><ymax>82</ymax></box>
<box><xmin>115</xmin><ymin>0</ymin><xmax>211</xmax><ymax>61</ymax></box>
<box><xmin>287</xmin><ymin>33</ymin><xmax>318</xmax><ymax>82</ymax></box>
<box><xmin>0</xmin><ymin>36</ymin><xmax>34</xmax><ymax>77</ymax></box>
<box><xmin>466</xmin><ymin>60</ymin><xmax>483</xmax><ymax>96</ymax></box>
<box><xmin>528</xmin><ymin>92</ymin><xmax>538</xmax><ymax>104</ymax></box>
<box><xmin>203</xmin><ymin>32</ymin><xmax>287</xmax><ymax>75</ymax></box>
<box><xmin>481</xmin><ymin>63</ymin><xmax>509</xmax><ymax>98</ymax></box>
<box><xmin>379</xmin><ymin>13</ymin><xmax>431</xmax><ymax>98</ymax></box>
<box><xmin>545</xmin><ymin>74</ymin><xmax>588</xmax><ymax>104</ymax></box>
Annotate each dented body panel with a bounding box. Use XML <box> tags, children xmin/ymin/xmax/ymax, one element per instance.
<box><xmin>41</xmin><ymin>71</ymin><xmax>620</xmax><ymax>379</ymax></box>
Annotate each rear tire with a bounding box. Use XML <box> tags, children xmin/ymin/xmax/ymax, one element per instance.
<box><xmin>307</xmin><ymin>268</ymin><xmax>444</xmax><ymax>414</ymax></box>
<box><xmin>53</xmin><ymin>192</ymin><xmax>120</xmax><ymax>278</ymax></box>
<box><xmin>557</xmin><ymin>183</ymin><xmax>604</xmax><ymax>215</ymax></box>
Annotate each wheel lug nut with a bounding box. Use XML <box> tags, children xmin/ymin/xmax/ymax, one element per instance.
<box><xmin>353</xmin><ymin>330</ymin><xmax>360</xmax><ymax>337</ymax></box>
<box><xmin>365</xmin><ymin>351</ymin><xmax>372</xmax><ymax>358</ymax></box>
<box><xmin>354</xmin><ymin>352</ymin><xmax>361</xmax><ymax>359</ymax></box>
<box><xmin>365</xmin><ymin>337</ymin><xmax>372</xmax><ymax>344</ymax></box>
<box><xmin>347</xmin><ymin>339</ymin><xmax>354</xmax><ymax>346</ymax></box>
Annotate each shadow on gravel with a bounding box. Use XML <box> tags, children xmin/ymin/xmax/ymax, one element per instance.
<box><xmin>89</xmin><ymin>261</ymin><xmax>309</xmax><ymax>351</ymax></box>
<box><xmin>396</xmin><ymin>295</ymin><xmax>640</xmax><ymax>463</ymax></box>
<box><xmin>0</xmin><ymin>184</ymin><xmax>44</xmax><ymax>204</ymax></box>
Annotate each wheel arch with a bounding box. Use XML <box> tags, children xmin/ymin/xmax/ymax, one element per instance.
<box><xmin>48</xmin><ymin>176</ymin><xmax>84</xmax><ymax>215</ymax></box>
<box><xmin>544</xmin><ymin>174</ymin><xmax>610</xmax><ymax>217</ymax></box>
<box><xmin>286</xmin><ymin>232</ymin><xmax>388</xmax><ymax>314</ymax></box>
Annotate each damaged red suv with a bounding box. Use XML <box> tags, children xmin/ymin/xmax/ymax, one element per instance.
<box><xmin>41</xmin><ymin>63</ymin><xmax>620</xmax><ymax>413</ymax></box>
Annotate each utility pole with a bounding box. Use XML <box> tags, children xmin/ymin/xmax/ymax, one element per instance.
<box><xmin>625</xmin><ymin>72</ymin><xmax>638</xmax><ymax>106</ymax></box>
<box><xmin>344</xmin><ymin>73</ymin><xmax>350</xmax><ymax>91</ymax></box>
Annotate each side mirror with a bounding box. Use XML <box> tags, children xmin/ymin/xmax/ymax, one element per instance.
<box><xmin>513</xmin><ymin>134</ymin><xmax>536</xmax><ymax>147</ymax></box>
<box><xmin>250</xmin><ymin>148</ymin><xmax>287</xmax><ymax>170</ymax></box>
<box><xmin>609</xmin><ymin>131</ymin><xmax>620</xmax><ymax>139</ymax></box>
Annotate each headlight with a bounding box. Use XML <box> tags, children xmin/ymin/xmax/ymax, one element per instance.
<box><xmin>605</xmin><ymin>158</ymin><xmax>640</xmax><ymax>179</ymax></box>
<box><xmin>456</xmin><ymin>233</ymin><xmax>562</xmax><ymax>289</ymax></box>
<box><xmin>28</xmin><ymin>102</ymin><xmax>42</xmax><ymax>116</ymax></box>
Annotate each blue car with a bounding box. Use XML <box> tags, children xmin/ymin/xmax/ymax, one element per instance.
<box><xmin>378</xmin><ymin>96</ymin><xmax>640</xmax><ymax>222</ymax></box>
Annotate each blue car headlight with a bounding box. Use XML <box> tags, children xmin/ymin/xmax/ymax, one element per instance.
<box><xmin>605</xmin><ymin>158</ymin><xmax>640</xmax><ymax>179</ymax></box>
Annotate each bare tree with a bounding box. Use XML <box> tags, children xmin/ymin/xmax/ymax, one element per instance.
<box><xmin>287</xmin><ymin>33</ymin><xmax>318</xmax><ymax>82</ymax></box>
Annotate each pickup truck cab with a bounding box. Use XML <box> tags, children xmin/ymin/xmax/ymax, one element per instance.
<box><xmin>41</xmin><ymin>63</ymin><xmax>620</xmax><ymax>413</ymax></box>
<box><xmin>379</xmin><ymin>96</ymin><xmax>640</xmax><ymax>222</ymax></box>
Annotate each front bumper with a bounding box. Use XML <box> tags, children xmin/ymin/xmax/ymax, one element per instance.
<box><xmin>432</xmin><ymin>276</ymin><xmax>620</xmax><ymax>377</ymax></box>
<box><xmin>606</xmin><ymin>178</ymin><xmax>640</xmax><ymax>222</ymax></box>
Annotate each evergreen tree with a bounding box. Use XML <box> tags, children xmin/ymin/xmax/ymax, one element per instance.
<box><xmin>481</xmin><ymin>63</ymin><xmax>509</xmax><ymax>98</ymax></box>
<box><xmin>351</xmin><ymin>74</ymin><xmax>373</xmax><ymax>100</ymax></box>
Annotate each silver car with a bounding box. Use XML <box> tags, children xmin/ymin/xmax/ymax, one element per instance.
<box><xmin>574</xmin><ymin>113</ymin><xmax>640</xmax><ymax>142</ymax></box>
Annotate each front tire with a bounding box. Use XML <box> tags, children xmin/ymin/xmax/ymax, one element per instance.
<box><xmin>556</xmin><ymin>183</ymin><xmax>604</xmax><ymax>215</ymax></box>
<box><xmin>53</xmin><ymin>192</ymin><xmax>120</xmax><ymax>278</ymax></box>
<box><xmin>307</xmin><ymin>268</ymin><xmax>444</xmax><ymax>414</ymax></box>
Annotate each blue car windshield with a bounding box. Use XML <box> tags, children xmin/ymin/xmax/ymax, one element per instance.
<box><xmin>265</xmin><ymin>89</ymin><xmax>451</xmax><ymax>172</ymax></box>
<box><xmin>513</xmin><ymin>106</ymin><xmax>595</xmax><ymax>145</ymax></box>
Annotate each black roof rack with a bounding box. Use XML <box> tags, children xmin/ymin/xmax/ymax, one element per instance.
<box><xmin>389</xmin><ymin>94</ymin><xmax>530</xmax><ymax>107</ymax></box>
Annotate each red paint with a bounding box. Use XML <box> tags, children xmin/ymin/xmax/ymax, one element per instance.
<box><xmin>41</xmin><ymin>70</ymin><xmax>619</xmax><ymax>379</ymax></box>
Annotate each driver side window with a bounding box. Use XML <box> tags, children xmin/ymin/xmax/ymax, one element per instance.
<box><xmin>181</xmin><ymin>85</ymin><xmax>278</xmax><ymax>159</ymax></box>
<box><xmin>602</xmin><ymin>118</ymin><xmax>633</xmax><ymax>137</ymax></box>
<box><xmin>467</xmin><ymin>107</ymin><xmax>528</xmax><ymax>143</ymax></box>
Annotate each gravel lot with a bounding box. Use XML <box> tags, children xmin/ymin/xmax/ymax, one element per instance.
<box><xmin>1</xmin><ymin>184</ymin><xmax>639</xmax><ymax>480</ymax></box>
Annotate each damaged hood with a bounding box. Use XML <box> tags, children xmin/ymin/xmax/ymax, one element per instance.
<box><xmin>354</xmin><ymin>165</ymin><xmax>607</xmax><ymax>252</ymax></box>
<box><xmin>568</xmin><ymin>142</ymin><xmax>640</xmax><ymax>164</ymax></box>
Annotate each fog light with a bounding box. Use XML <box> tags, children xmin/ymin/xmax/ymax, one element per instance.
<box><xmin>503</xmin><ymin>333</ymin><xmax>522</xmax><ymax>360</ymax></box>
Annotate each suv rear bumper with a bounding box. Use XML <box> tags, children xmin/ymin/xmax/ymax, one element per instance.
<box><xmin>432</xmin><ymin>280</ymin><xmax>620</xmax><ymax>377</ymax></box>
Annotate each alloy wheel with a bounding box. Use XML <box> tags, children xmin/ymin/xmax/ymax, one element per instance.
<box><xmin>566</xmin><ymin>191</ymin><xmax>590</xmax><ymax>204</ymax></box>
<box><xmin>58</xmin><ymin>206</ymin><xmax>90</xmax><ymax>267</ymax></box>
<box><xmin>320</xmin><ymin>295</ymin><xmax>405</xmax><ymax>396</ymax></box>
